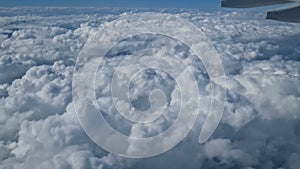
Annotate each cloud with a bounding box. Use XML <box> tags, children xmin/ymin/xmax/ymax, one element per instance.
<box><xmin>0</xmin><ymin>7</ymin><xmax>299</xmax><ymax>169</ymax></box>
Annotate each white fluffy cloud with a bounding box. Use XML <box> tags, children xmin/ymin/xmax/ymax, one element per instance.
<box><xmin>0</xmin><ymin>7</ymin><xmax>299</xmax><ymax>169</ymax></box>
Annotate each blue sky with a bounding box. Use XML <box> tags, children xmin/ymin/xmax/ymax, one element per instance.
<box><xmin>0</xmin><ymin>0</ymin><xmax>221</xmax><ymax>9</ymax></box>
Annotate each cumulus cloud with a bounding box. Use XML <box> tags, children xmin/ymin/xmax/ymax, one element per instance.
<box><xmin>0</xmin><ymin>7</ymin><xmax>299</xmax><ymax>169</ymax></box>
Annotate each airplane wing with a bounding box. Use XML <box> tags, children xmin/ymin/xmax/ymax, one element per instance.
<box><xmin>267</xmin><ymin>5</ymin><xmax>300</xmax><ymax>22</ymax></box>
<box><xmin>221</xmin><ymin>0</ymin><xmax>300</xmax><ymax>23</ymax></box>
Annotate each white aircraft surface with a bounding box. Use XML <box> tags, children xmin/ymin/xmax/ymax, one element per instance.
<box><xmin>222</xmin><ymin>0</ymin><xmax>300</xmax><ymax>23</ymax></box>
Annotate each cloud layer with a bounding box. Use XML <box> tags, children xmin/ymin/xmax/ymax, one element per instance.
<box><xmin>0</xmin><ymin>8</ymin><xmax>299</xmax><ymax>169</ymax></box>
